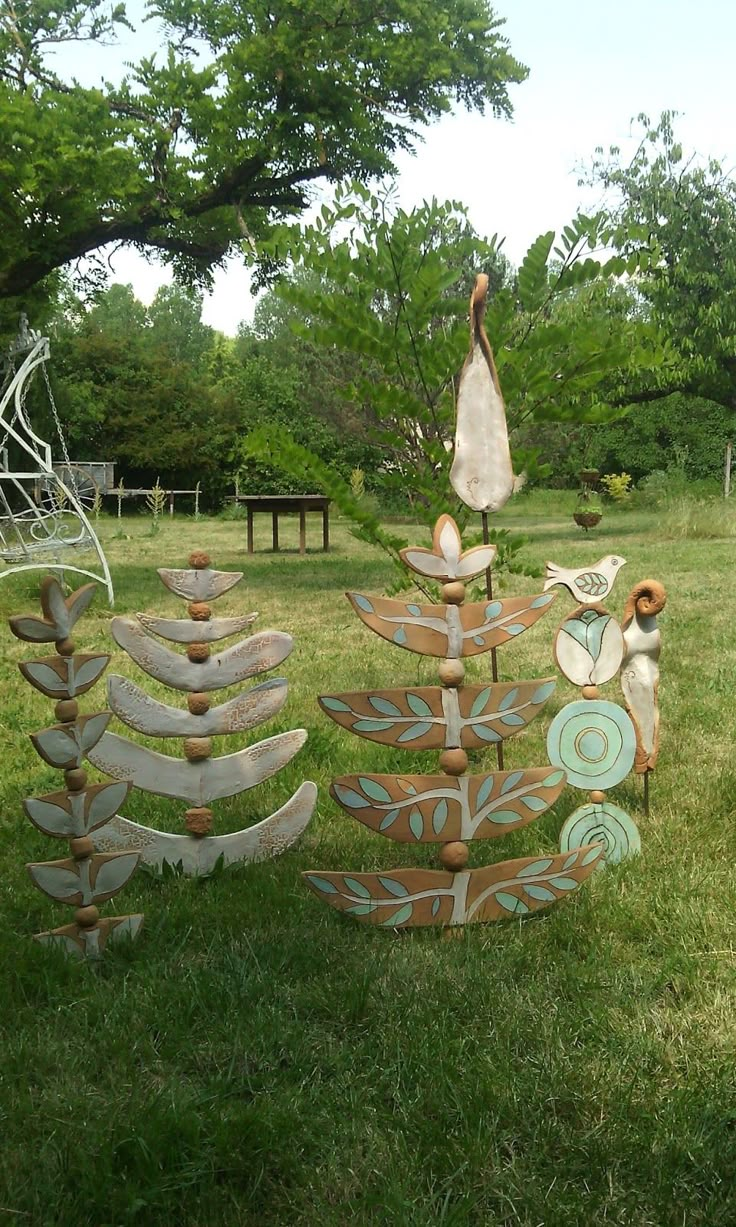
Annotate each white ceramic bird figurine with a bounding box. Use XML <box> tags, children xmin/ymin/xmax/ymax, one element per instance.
<box><xmin>543</xmin><ymin>555</ymin><xmax>627</xmax><ymax>604</ymax></box>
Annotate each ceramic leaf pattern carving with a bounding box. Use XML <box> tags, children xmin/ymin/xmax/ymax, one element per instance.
<box><xmin>320</xmin><ymin>680</ymin><xmax>556</xmax><ymax>750</ymax></box>
<box><xmin>305</xmin><ymin>845</ymin><xmax>603</xmax><ymax>927</ymax></box>
<box><xmin>331</xmin><ymin>768</ymin><xmax>567</xmax><ymax>842</ymax></box>
<box><xmin>347</xmin><ymin>591</ymin><xmax>556</xmax><ymax>657</ymax></box>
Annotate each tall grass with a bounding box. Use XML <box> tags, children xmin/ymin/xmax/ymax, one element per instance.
<box><xmin>659</xmin><ymin>495</ymin><xmax>736</xmax><ymax>539</ymax></box>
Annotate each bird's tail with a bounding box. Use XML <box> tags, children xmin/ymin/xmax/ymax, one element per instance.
<box><xmin>543</xmin><ymin>561</ymin><xmax>562</xmax><ymax>591</ymax></box>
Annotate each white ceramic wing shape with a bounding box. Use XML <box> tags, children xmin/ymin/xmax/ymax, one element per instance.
<box><xmin>449</xmin><ymin>274</ymin><xmax>515</xmax><ymax>513</ymax></box>
<box><xmin>88</xmin><ymin>729</ymin><xmax>307</xmax><ymax>804</ymax></box>
<box><xmin>111</xmin><ymin>617</ymin><xmax>292</xmax><ymax>691</ymax></box>
<box><xmin>136</xmin><ymin>612</ymin><xmax>258</xmax><ymax>643</ymax></box>
<box><xmin>90</xmin><ymin>781</ymin><xmax>318</xmax><ymax>875</ymax></box>
<box><xmin>107</xmin><ymin>675</ymin><xmax>288</xmax><ymax>737</ymax></box>
<box><xmin>158</xmin><ymin>567</ymin><xmax>243</xmax><ymax>601</ymax></box>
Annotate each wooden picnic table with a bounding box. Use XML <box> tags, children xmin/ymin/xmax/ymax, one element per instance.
<box><xmin>236</xmin><ymin>494</ymin><xmax>331</xmax><ymax>555</ymax></box>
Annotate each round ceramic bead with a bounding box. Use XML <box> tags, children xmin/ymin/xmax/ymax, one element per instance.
<box><xmin>589</xmin><ymin>790</ymin><xmax>606</xmax><ymax>803</ymax></box>
<box><xmin>184</xmin><ymin>737</ymin><xmax>212</xmax><ymax>762</ymax></box>
<box><xmin>69</xmin><ymin>836</ymin><xmax>94</xmax><ymax>860</ymax></box>
<box><xmin>55</xmin><ymin>699</ymin><xmax>79</xmax><ymax>723</ymax></box>
<box><xmin>188</xmin><ymin>550</ymin><xmax>211</xmax><ymax>569</ymax></box>
<box><xmin>438</xmin><ymin>658</ymin><xmax>465</xmax><ymax>688</ymax></box>
<box><xmin>439</xmin><ymin>748</ymin><xmax>468</xmax><ymax>776</ymax></box>
<box><xmin>56</xmin><ymin>637</ymin><xmax>75</xmax><ymax>657</ymax></box>
<box><xmin>187</xmin><ymin>692</ymin><xmax>211</xmax><ymax>715</ymax></box>
<box><xmin>188</xmin><ymin>602</ymin><xmax>211</xmax><ymax>621</ymax></box>
<box><xmin>442</xmin><ymin>581</ymin><xmax>466</xmax><ymax>606</ymax></box>
<box><xmin>185</xmin><ymin>807</ymin><xmax>213</xmax><ymax>837</ymax></box>
<box><xmin>439</xmin><ymin>841</ymin><xmax>469</xmax><ymax>871</ymax></box>
<box><xmin>187</xmin><ymin>642</ymin><xmax>210</xmax><ymax>663</ymax></box>
<box><xmin>75</xmin><ymin>905</ymin><xmax>99</xmax><ymax>929</ymax></box>
<box><xmin>581</xmin><ymin>685</ymin><xmax>600</xmax><ymax>700</ymax></box>
<box><xmin>65</xmin><ymin>767</ymin><xmax>87</xmax><ymax>792</ymax></box>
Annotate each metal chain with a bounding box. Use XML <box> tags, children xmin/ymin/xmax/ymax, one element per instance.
<box><xmin>41</xmin><ymin>361</ymin><xmax>73</xmax><ymax>472</ymax></box>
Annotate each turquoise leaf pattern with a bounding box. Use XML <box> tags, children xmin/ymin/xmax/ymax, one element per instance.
<box><xmin>409</xmin><ymin>808</ymin><xmax>424</xmax><ymax>839</ymax></box>
<box><xmin>498</xmin><ymin>688</ymin><xmax>519</xmax><ymax>711</ymax></box>
<box><xmin>321</xmin><ymin>697</ymin><xmax>351</xmax><ymax>712</ymax></box>
<box><xmin>370</xmin><ymin>697</ymin><xmax>402</xmax><ymax>716</ymax></box>
<box><xmin>470</xmin><ymin>687</ymin><xmax>492</xmax><ymax>718</ymax></box>
<box><xmin>358</xmin><ymin>777</ymin><xmax>392</xmax><ymax>803</ymax></box>
<box><xmin>496</xmin><ymin>892</ymin><xmax>530</xmax><ymax>915</ymax></box>
<box><xmin>343</xmin><ymin>877</ymin><xmax>371</xmax><ymax>897</ymax></box>
<box><xmin>473</xmin><ymin>724</ymin><xmax>502</xmax><ymax>742</ymax></box>
<box><xmin>407</xmin><ymin>692</ymin><xmax>433</xmax><ymax>717</ymax></box>
<box><xmin>334</xmin><ymin>786</ymin><xmax>370</xmax><ymax>809</ymax></box>
<box><xmin>381</xmin><ymin>903</ymin><xmax>414</xmax><ymax>926</ymax></box>
<box><xmin>378</xmin><ymin>876</ymin><xmax>409</xmax><ymax>897</ymax></box>
<box><xmin>397</xmin><ymin>721</ymin><xmax>432</xmax><ymax>742</ymax></box>
<box><xmin>561</xmin><ymin>608</ymin><xmax>611</xmax><ymax>663</ymax></box>
<box><xmin>306</xmin><ymin>875</ymin><xmax>339</xmax><ymax>894</ymax></box>
<box><xmin>499</xmin><ymin>771</ymin><xmax>524</xmax><ymax>795</ymax></box>
<box><xmin>432</xmin><ymin>799</ymin><xmax>449</xmax><ymax>835</ymax></box>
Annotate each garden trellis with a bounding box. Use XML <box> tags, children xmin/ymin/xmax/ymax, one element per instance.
<box><xmin>0</xmin><ymin>317</ymin><xmax>113</xmax><ymax>603</ymax></box>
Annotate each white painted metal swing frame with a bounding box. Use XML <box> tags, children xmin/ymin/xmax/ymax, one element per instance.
<box><xmin>0</xmin><ymin>323</ymin><xmax>113</xmax><ymax>603</ymax></box>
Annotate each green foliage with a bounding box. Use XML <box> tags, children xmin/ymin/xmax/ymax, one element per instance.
<box><xmin>591</xmin><ymin>112</ymin><xmax>736</xmax><ymax>411</ymax></box>
<box><xmin>247</xmin><ymin>187</ymin><xmax>662</xmax><ymax>575</ymax></box>
<box><xmin>350</xmin><ymin>468</ymin><xmax>366</xmax><ymax>500</ymax></box>
<box><xmin>599</xmin><ymin>472</ymin><xmax>632</xmax><ymax>502</ymax></box>
<box><xmin>0</xmin><ymin>0</ymin><xmax>527</xmax><ymax>307</ymax></box>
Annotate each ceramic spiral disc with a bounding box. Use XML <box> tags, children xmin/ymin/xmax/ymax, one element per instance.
<box><xmin>546</xmin><ymin>699</ymin><xmax>636</xmax><ymax>790</ymax></box>
<box><xmin>559</xmin><ymin>802</ymin><xmax>640</xmax><ymax>865</ymax></box>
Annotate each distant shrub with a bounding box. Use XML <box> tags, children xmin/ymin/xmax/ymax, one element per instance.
<box><xmin>600</xmin><ymin>472</ymin><xmax>632</xmax><ymax>502</ymax></box>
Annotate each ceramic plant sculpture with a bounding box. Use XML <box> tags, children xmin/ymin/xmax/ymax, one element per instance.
<box><xmin>548</xmin><ymin>574</ymin><xmax>640</xmax><ymax>864</ymax></box>
<box><xmin>9</xmin><ymin>577</ymin><xmax>141</xmax><ymax>958</ymax></box>
<box><xmin>621</xmin><ymin>579</ymin><xmax>666</xmax><ymax>814</ymax></box>
<box><xmin>87</xmin><ymin>550</ymin><xmax>317</xmax><ymax>875</ymax></box>
<box><xmin>449</xmin><ymin>272</ymin><xmax>519</xmax><ymax>769</ymax></box>
<box><xmin>304</xmin><ymin>514</ymin><xmax>604</xmax><ymax>928</ymax></box>
<box><xmin>449</xmin><ymin>273</ymin><xmax>515</xmax><ymax>514</ymax></box>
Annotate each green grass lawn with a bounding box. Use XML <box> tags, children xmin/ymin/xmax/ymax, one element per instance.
<box><xmin>1</xmin><ymin>502</ymin><xmax>735</xmax><ymax>1226</ymax></box>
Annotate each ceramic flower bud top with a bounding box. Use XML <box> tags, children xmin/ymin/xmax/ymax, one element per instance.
<box><xmin>450</xmin><ymin>273</ymin><xmax>515</xmax><ymax>513</ymax></box>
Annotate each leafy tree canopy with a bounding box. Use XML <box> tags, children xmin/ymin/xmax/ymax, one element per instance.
<box><xmin>0</xmin><ymin>0</ymin><xmax>527</xmax><ymax>305</ymax></box>
<box><xmin>590</xmin><ymin>112</ymin><xmax>736</xmax><ymax>409</ymax></box>
<box><xmin>245</xmin><ymin>186</ymin><xmax>665</xmax><ymax>584</ymax></box>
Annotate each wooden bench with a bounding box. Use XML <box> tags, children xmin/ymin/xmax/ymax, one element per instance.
<box><xmin>237</xmin><ymin>495</ymin><xmax>331</xmax><ymax>555</ymax></box>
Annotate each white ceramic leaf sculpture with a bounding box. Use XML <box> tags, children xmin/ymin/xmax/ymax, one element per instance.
<box><xmin>89</xmin><ymin>550</ymin><xmax>316</xmax><ymax>875</ymax></box>
<box><xmin>449</xmin><ymin>273</ymin><xmax>515</xmax><ymax>513</ymax></box>
<box><xmin>89</xmin><ymin>729</ymin><xmax>307</xmax><ymax>805</ymax></box>
<box><xmin>107</xmin><ymin>675</ymin><xmax>288</xmax><ymax>737</ymax></box>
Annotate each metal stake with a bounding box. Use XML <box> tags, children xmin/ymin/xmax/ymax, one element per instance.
<box><xmin>482</xmin><ymin>511</ymin><xmax>503</xmax><ymax>771</ymax></box>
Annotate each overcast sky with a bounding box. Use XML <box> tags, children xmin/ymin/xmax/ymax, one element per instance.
<box><xmin>54</xmin><ymin>0</ymin><xmax>736</xmax><ymax>332</ymax></box>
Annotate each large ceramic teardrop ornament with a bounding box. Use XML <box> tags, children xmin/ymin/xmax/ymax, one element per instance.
<box><xmin>450</xmin><ymin>273</ymin><xmax>515</xmax><ymax>513</ymax></box>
